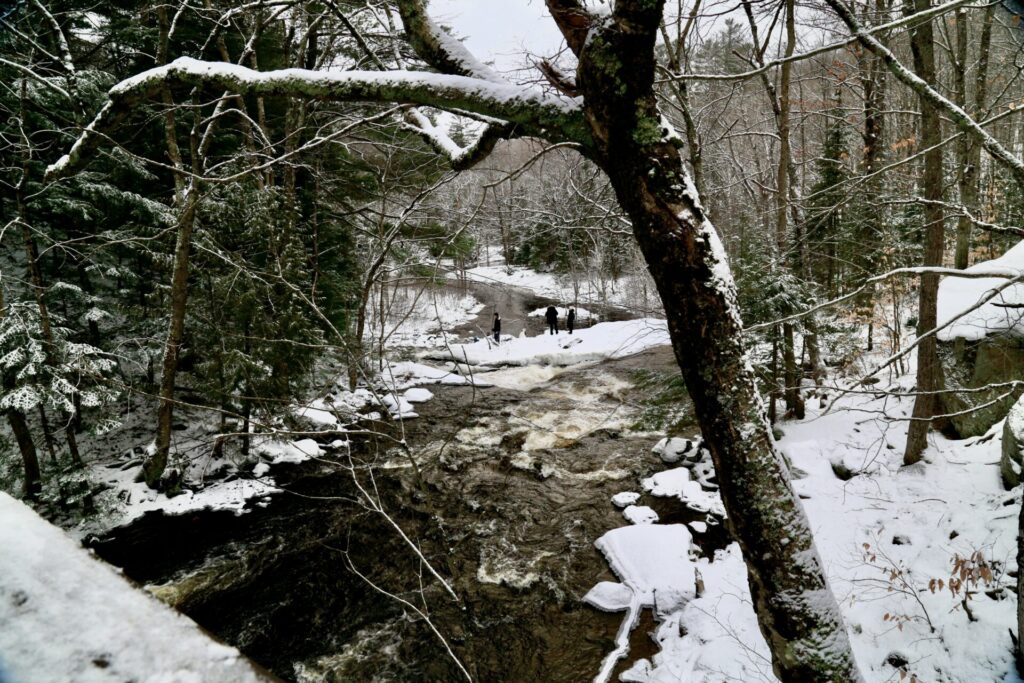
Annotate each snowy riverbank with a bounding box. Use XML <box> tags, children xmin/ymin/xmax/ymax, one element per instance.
<box><xmin>0</xmin><ymin>493</ymin><xmax>269</xmax><ymax>683</ymax></box>
<box><xmin>588</xmin><ymin>366</ymin><xmax>1022</xmax><ymax>682</ymax></box>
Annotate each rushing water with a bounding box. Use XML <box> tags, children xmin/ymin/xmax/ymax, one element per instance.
<box><xmin>88</xmin><ymin>290</ymin><xmax>724</xmax><ymax>682</ymax></box>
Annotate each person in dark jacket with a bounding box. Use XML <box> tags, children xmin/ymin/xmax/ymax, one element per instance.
<box><xmin>567</xmin><ymin>307</ymin><xmax>576</xmax><ymax>334</ymax></box>
<box><xmin>492</xmin><ymin>312</ymin><xmax>501</xmax><ymax>343</ymax></box>
<box><xmin>544</xmin><ymin>306</ymin><xmax>558</xmax><ymax>335</ymax></box>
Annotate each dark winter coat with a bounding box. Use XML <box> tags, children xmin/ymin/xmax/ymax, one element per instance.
<box><xmin>545</xmin><ymin>306</ymin><xmax>558</xmax><ymax>323</ymax></box>
<box><xmin>568</xmin><ymin>310</ymin><xmax>576</xmax><ymax>324</ymax></box>
<box><xmin>492</xmin><ymin>317</ymin><xmax>501</xmax><ymax>333</ymax></box>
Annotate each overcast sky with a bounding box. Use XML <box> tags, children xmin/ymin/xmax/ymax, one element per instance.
<box><xmin>428</xmin><ymin>1</ymin><xmax>567</xmax><ymax>73</ymax></box>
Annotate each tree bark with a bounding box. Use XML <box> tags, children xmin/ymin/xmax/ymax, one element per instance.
<box><xmin>8</xmin><ymin>408</ymin><xmax>42</xmax><ymax>499</ymax></box>
<box><xmin>954</xmin><ymin>4</ymin><xmax>993</xmax><ymax>270</ymax></box>
<box><xmin>50</xmin><ymin>0</ymin><xmax>864</xmax><ymax>676</ymax></box>
<box><xmin>778</xmin><ymin>0</ymin><xmax>803</xmax><ymax>419</ymax></box>
<box><xmin>856</xmin><ymin>0</ymin><xmax>889</xmax><ymax>350</ymax></box>
<box><xmin>570</xmin><ymin>3</ymin><xmax>860</xmax><ymax>678</ymax></box>
<box><xmin>743</xmin><ymin>0</ymin><xmax>804</xmax><ymax>419</ymax></box>
<box><xmin>145</xmin><ymin>190</ymin><xmax>200</xmax><ymax>487</ymax></box>
<box><xmin>903</xmin><ymin>0</ymin><xmax>945</xmax><ymax>466</ymax></box>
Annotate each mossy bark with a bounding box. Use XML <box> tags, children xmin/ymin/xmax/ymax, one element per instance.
<box><xmin>570</xmin><ymin>2</ymin><xmax>860</xmax><ymax>679</ymax></box>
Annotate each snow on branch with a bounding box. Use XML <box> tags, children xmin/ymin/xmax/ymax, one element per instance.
<box><xmin>397</xmin><ymin>0</ymin><xmax>505</xmax><ymax>83</ymax></box>
<box><xmin>0</xmin><ymin>56</ymin><xmax>71</xmax><ymax>100</ymax></box>
<box><xmin>403</xmin><ymin>108</ymin><xmax>513</xmax><ymax>170</ymax></box>
<box><xmin>668</xmin><ymin>0</ymin><xmax>977</xmax><ymax>83</ymax></box>
<box><xmin>749</xmin><ymin>264</ymin><xmax>1024</xmax><ymax>332</ymax></box>
<box><xmin>824</xmin><ymin>0</ymin><xmax>1024</xmax><ymax>189</ymax></box>
<box><xmin>45</xmin><ymin>57</ymin><xmax>586</xmax><ymax>181</ymax></box>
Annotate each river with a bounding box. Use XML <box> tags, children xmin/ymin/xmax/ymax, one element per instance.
<box><xmin>86</xmin><ymin>283</ymin><xmax>726</xmax><ymax>682</ymax></box>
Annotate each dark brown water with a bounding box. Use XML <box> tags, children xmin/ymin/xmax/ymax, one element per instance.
<box><xmin>87</xmin><ymin>293</ymin><xmax>726</xmax><ymax>682</ymax></box>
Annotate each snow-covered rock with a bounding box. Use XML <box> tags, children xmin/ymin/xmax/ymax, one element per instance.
<box><xmin>611</xmin><ymin>491</ymin><xmax>641</xmax><ymax>508</ymax></box>
<box><xmin>642</xmin><ymin>467</ymin><xmax>725</xmax><ymax>517</ymax></box>
<box><xmin>402</xmin><ymin>387</ymin><xmax>434</xmax><ymax>403</ymax></box>
<box><xmin>592</xmin><ymin>524</ymin><xmax>696</xmax><ymax>610</ymax></box>
<box><xmin>583</xmin><ymin>581</ymin><xmax>634</xmax><ymax>612</ymax></box>
<box><xmin>1002</xmin><ymin>395</ymin><xmax>1024</xmax><ymax>488</ymax></box>
<box><xmin>937</xmin><ymin>240</ymin><xmax>1024</xmax><ymax>341</ymax></box>
<box><xmin>622</xmin><ymin>505</ymin><xmax>659</xmax><ymax>525</ymax></box>
<box><xmin>652</xmin><ymin>437</ymin><xmax>700</xmax><ymax>464</ymax></box>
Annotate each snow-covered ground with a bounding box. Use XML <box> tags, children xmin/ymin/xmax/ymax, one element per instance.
<box><xmin>455</xmin><ymin>262</ymin><xmax>661</xmax><ymax>312</ymax></box>
<box><xmin>366</xmin><ymin>286</ymin><xmax>484</xmax><ymax>348</ymax></box>
<box><xmin>435</xmin><ymin>318</ymin><xmax>670</xmax><ymax>367</ymax></box>
<box><xmin>0</xmin><ymin>493</ymin><xmax>268</xmax><ymax>683</ymax></box>
<box><xmin>77</xmin><ymin>432</ymin><xmax>334</xmax><ymax>534</ymax></box>
<box><xmin>589</xmin><ymin>366</ymin><xmax>1022</xmax><ymax>682</ymax></box>
<box><xmin>527</xmin><ymin>305</ymin><xmax>595</xmax><ymax>320</ymax></box>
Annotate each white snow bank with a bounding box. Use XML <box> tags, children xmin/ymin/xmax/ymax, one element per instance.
<box><xmin>373</xmin><ymin>289</ymin><xmax>484</xmax><ymax>348</ymax></box>
<box><xmin>937</xmin><ymin>241</ymin><xmax>1024</xmax><ymax>341</ymax></box>
<box><xmin>455</xmin><ymin>263</ymin><xmax>661</xmax><ymax>312</ymax></box>
<box><xmin>588</xmin><ymin>524</ymin><xmax>697</xmax><ymax>609</ymax></box>
<box><xmin>381</xmin><ymin>360</ymin><xmax>482</xmax><ymax>389</ymax></box>
<box><xmin>619</xmin><ymin>543</ymin><xmax>773</xmax><ymax>683</ymax></box>
<box><xmin>0</xmin><ymin>493</ymin><xmax>267</xmax><ymax>683</ymax></box>
<box><xmin>528</xmin><ymin>306</ymin><xmax>594</xmax><ymax>319</ymax></box>
<box><xmin>586</xmin><ymin>524</ymin><xmax>698</xmax><ymax>682</ymax></box>
<box><xmin>89</xmin><ymin>467</ymin><xmax>279</xmax><ymax>530</ymax></box>
<box><xmin>438</xmin><ymin>319</ymin><xmax>669</xmax><ymax>367</ymax></box>
<box><xmin>84</xmin><ymin>435</ymin><xmax>327</xmax><ymax>530</ymax></box>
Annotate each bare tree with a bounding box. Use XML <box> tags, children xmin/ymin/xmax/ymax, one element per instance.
<box><xmin>47</xmin><ymin>0</ymin><xmax>863</xmax><ymax>679</ymax></box>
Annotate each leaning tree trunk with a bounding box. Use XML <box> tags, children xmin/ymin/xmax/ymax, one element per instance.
<box><xmin>46</xmin><ymin>0</ymin><xmax>864</xmax><ymax>675</ymax></box>
<box><xmin>903</xmin><ymin>0</ymin><xmax>945</xmax><ymax>466</ymax></box>
<box><xmin>570</xmin><ymin>3</ymin><xmax>861</xmax><ymax>679</ymax></box>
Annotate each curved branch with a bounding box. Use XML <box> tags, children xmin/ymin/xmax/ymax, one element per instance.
<box><xmin>45</xmin><ymin>56</ymin><xmax>587</xmax><ymax>181</ymax></box>
<box><xmin>824</xmin><ymin>0</ymin><xmax>1024</xmax><ymax>189</ymax></box>
<box><xmin>669</xmin><ymin>0</ymin><xmax>982</xmax><ymax>83</ymax></box>
<box><xmin>403</xmin><ymin>108</ymin><xmax>515</xmax><ymax>170</ymax></box>
<box><xmin>396</xmin><ymin>0</ymin><xmax>504</xmax><ymax>82</ymax></box>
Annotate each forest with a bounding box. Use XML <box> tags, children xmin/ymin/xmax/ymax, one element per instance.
<box><xmin>1</xmin><ymin>0</ymin><xmax>1024</xmax><ymax>681</ymax></box>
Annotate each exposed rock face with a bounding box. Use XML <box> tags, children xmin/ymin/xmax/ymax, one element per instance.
<box><xmin>939</xmin><ymin>333</ymin><xmax>1024</xmax><ymax>438</ymax></box>
<box><xmin>1001</xmin><ymin>393</ymin><xmax>1024</xmax><ymax>489</ymax></box>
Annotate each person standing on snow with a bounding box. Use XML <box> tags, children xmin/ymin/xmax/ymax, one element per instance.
<box><xmin>567</xmin><ymin>308</ymin><xmax>576</xmax><ymax>334</ymax></box>
<box><xmin>545</xmin><ymin>306</ymin><xmax>559</xmax><ymax>335</ymax></box>
<box><xmin>492</xmin><ymin>312</ymin><xmax>501</xmax><ymax>343</ymax></box>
